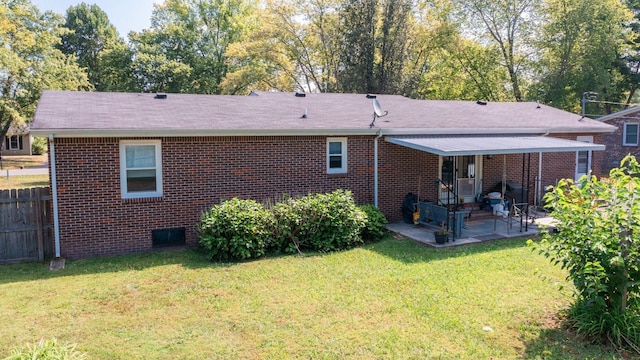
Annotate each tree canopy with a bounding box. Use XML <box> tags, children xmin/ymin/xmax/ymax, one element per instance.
<box><xmin>58</xmin><ymin>2</ymin><xmax>122</xmax><ymax>91</ymax></box>
<box><xmin>4</xmin><ymin>0</ymin><xmax>640</xmax><ymax>132</ymax></box>
<box><xmin>0</xmin><ymin>0</ymin><xmax>90</xmax><ymax>146</ymax></box>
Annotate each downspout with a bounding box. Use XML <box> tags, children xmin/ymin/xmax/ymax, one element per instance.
<box><xmin>374</xmin><ymin>129</ymin><xmax>383</xmax><ymax>208</ymax></box>
<box><xmin>49</xmin><ymin>134</ymin><xmax>61</xmax><ymax>258</ymax></box>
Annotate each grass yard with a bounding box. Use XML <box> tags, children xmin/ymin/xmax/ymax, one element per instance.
<box><xmin>0</xmin><ymin>154</ymin><xmax>48</xmax><ymax>170</ymax></box>
<box><xmin>0</xmin><ymin>174</ymin><xmax>49</xmax><ymax>189</ymax></box>
<box><xmin>0</xmin><ymin>155</ymin><xmax>49</xmax><ymax>189</ymax></box>
<box><xmin>0</xmin><ymin>237</ymin><xmax>621</xmax><ymax>359</ymax></box>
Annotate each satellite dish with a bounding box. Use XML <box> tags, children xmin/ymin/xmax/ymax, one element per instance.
<box><xmin>373</xmin><ymin>99</ymin><xmax>388</xmax><ymax>117</ymax></box>
<box><xmin>373</xmin><ymin>99</ymin><xmax>384</xmax><ymax>117</ymax></box>
<box><xmin>370</xmin><ymin>98</ymin><xmax>388</xmax><ymax>128</ymax></box>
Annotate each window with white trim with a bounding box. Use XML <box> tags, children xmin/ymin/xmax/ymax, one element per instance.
<box><xmin>327</xmin><ymin>138</ymin><xmax>347</xmax><ymax>174</ymax></box>
<box><xmin>623</xmin><ymin>123</ymin><xmax>639</xmax><ymax>146</ymax></box>
<box><xmin>120</xmin><ymin>140</ymin><xmax>163</xmax><ymax>198</ymax></box>
<box><xmin>9</xmin><ymin>135</ymin><xmax>20</xmax><ymax>150</ymax></box>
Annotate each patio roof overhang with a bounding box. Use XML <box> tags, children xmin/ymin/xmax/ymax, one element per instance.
<box><xmin>385</xmin><ymin>136</ymin><xmax>605</xmax><ymax>156</ymax></box>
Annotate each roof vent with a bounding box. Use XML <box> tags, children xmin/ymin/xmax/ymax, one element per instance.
<box><xmin>366</xmin><ymin>94</ymin><xmax>377</xmax><ymax>99</ymax></box>
<box><xmin>295</xmin><ymin>92</ymin><xmax>306</xmax><ymax>97</ymax></box>
<box><xmin>154</xmin><ymin>93</ymin><xmax>167</xmax><ymax>99</ymax></box>
<box><xmin>476</xmin><ymin>100</ymin><xmax>487</xmax><ymax>105</ymax></box>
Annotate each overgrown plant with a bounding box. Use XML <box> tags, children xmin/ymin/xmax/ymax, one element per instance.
<box><xmin>272</xmin><ymin>190</ymin><xmax>366</xmax><ymax>253</ymax></box>
<box><xmin>198</xmin><ymin>190</ymin><xmax>370</xmax><ymax>260</ymax></box>
<box><xmin>533</xmin><ymin>155</ymin><xmax>640</xmax><ymax>349</ymax></box>
<box><xmin>198</xmin><ymin>198</ymin><xmax>274</xmax><ymax>261</ymax></box>
<box><xmin>358</xmin><ymin>204</ymin><xmax>388</xmax><ymax>242</ymax></box>
<box><xmin>4</xmin><ymin>338</ymin><xmax>87</xmax><ymax>360</ymax></box>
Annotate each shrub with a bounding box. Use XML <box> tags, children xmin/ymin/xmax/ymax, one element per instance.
<box><xmin>5</xmin><ymin>338</ymin><xmax>86</xmax><ymax>360</ymax></box>
<box><xmin>31</xmin><ymin>137</ymin><xmax>47</xmax><ymax>155</ymax></box>
<box><xmin>533</xmin><ymin>155</ymin><xmax>640</xmax><ymax>348</ymax></box>
<box><xmin>198</xmin><ymin>198</ymin><xmax>274</xmax><ymax>261</ymax></box>
<box><xmin>359</xmin><ymin>204</ymin><xmax>387</xmax><ymax>242</ymax></box>
<box><xmin>272</xmin><ymin>190</ymin><xmax>366</xmax><ymax>253</ymax></box>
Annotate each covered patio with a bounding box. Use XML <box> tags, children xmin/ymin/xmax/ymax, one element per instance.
<box><xmin>384</xmin><ymin>135</ymin><xmax>600</xmax><ymax>246</ymax></box>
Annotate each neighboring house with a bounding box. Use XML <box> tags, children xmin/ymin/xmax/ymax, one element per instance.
<box><xmin>31</xmin><ymin>90</ymin><xmax>615</xmax><ymax>259</ymax></box>
<box><xmin>1</xmin><ymin>123</ymin><xmax>32</xmax><ymax>155</ymax></box>
<box><xmin>597</xmin><ymin>106</ymin><xmax>640</xmax><ymax>174</ymax></box>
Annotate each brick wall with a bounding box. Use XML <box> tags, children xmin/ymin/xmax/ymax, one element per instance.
<box><xmin>601</xmin><ymin>116</ymin><xmax>640</xmax><ymax>174</ymax></box>
<box><xmin>51</xmin><ymin>133</ymin><xmax>607</xmax><ymax>258</ymax></box>
<box><xmin>52</xmin><ymin>136</ymin><xmax>374</xmax><ymax>258</ymax></box>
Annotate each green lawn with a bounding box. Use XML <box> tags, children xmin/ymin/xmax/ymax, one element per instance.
<box><xmin>0</xmin><ymin>237</ymin><xmax>621</xmax><ymax>359</ymax></box>
<box><xmin>0</xmin><ymin>174</ymin><xmax>49</xmax><ymax>189</ymax></box>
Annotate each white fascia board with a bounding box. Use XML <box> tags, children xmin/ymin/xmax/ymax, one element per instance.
<box><xmin>386</xmin><ymin>136</ymin><xmax>606</xmax><ymax>156</ymax></box>
<box><xmin>30</xmin><ymin>125</ymin><xmax>616</xmax><ymax>138</ymax></box>
<box><xmin>381</xmin><ymin>127</ymin><xmax>615</xmax><ymax>136</ymax></box>
<box><xmin>29</xmin><ymin>128</ymin><xmax>381</xmax><ymax>138</ymax></box>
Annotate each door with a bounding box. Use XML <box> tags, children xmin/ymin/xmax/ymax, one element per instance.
<box><xmin>439</xmin><ymin>155</ymin><xmax>482</xmax><ymax>204</ymax></box>
<box><xmin>575</xmin><ymin>136</ymin><xmax>593</xmax><ymax>181</ymax></box>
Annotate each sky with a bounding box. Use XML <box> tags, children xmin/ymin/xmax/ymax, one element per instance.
<box><xmin>32</xmin><ymin>0</ymin><xmax>159</xmax><ymax>37</ymax></box>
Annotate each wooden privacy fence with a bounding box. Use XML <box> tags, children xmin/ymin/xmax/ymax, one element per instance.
<box><xmin>0</xmin><ymin>187</ymin><xmax>52</xmax><ymax>264</ymax></box>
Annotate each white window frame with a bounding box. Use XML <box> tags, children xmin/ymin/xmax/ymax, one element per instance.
<box><xmin>119</xmin><ymin>140</ymin><xmax>163</xmax><ymax>199</ymax></box>
<box><xmin>575</xmin><ymin>136</ymin><xmax>593</xmax><ymax>181</ymax></box>
<box><xmin>623</xmin><ymin>122</ymin><xmax>639</xmax><ymax>146</ymax></box>
<box><xmin>326</xmin><ymin>137</ymin><xmax>347</xmax><ymax>174</ymax></box>
<box><xmin>9</xmin><ymin>135</ymin><xmax>19</xmax><ymax>150</ymax></box>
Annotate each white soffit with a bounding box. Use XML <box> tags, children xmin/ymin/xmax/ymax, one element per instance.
<box><xmin>386</xmin><ymin>136</ymin><xmax>606</xmax><ymax>156</ymax></box>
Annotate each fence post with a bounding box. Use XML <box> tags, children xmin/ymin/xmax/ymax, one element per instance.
<box><xmin>35</xmin><ymin>188</ymin><xmax>44</xmax><ymax>262</ymax></box>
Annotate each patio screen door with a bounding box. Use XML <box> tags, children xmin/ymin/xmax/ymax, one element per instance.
<box><xmin>439</xmin><ymin>155</ymin><xmax>481</xmax><ymax>204</ymax></box>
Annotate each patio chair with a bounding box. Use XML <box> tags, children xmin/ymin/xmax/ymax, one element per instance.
<box><xmin>494</xmin><ymin>199</ymin><xmax>529</xmax><ymax>234</ymax></box>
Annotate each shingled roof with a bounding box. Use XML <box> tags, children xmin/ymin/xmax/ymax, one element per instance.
<box><xmin>31</xmin><ymin>90</ymin><xmax>615</xmax><ymax>137</ymax></box>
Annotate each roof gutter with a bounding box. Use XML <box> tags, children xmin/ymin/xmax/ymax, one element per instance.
<box><xmin>29</xmin><ymin>126</ymin><xmax>615</xmax><ymax>138</ymax></box>
<box><xmin>48</xmin><ymin>134</ymin><xmax>61</xmax><ymax>259</ymax></box>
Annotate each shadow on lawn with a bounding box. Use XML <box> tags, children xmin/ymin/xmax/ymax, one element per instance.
<box><xmin>0</xmin><ymin>247</ymin><xmax>230</xmax><ymax>285</ymax></box>
<box><xmin>522</xmin><ymin>325</ymin><xmax>626</xmax><ymax>359</ymax></box>
<box><xmin>0</xmin><ymin>236</ymin><xmax>530</xmax><ymax>285</ymax></box>
<box><xmin>365</xmin><ymin>233</ymin><xmax>530</xmax><ymax>264</ymax></box>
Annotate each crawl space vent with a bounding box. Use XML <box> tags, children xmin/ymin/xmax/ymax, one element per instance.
<box><xmin>152</xmin><ymin>227</ymin><xmax>186</xmax><ymax>247</ymax></box>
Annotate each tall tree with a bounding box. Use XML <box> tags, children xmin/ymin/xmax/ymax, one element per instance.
<box><xmin>221</xmin><ymin>5</ymin><xmax>301</xmax><ymax>94</ymax></box>
<box><xmin>58</xmin><ymin>3</ymin><xmax>122</xmax><ymax>90</ymax></box>
<box><xmin>130</xmin><ymin>0</ymin><xmax>258</xmax><ymax>94</ymax></box>
<box><xmin>454</xmin><ymin>0</ymin><xmax>540</xmax><ymax>101</ymax></box>
<box><xmin>337</xmin><ymin>0</ymin><xmax>377</xmax><ymax>93</ymax></box>
<box><xmin>535</xmin><ymin>0</ymin><xmax>632</xmax><ymax>114</ymax></box>
<box><xmin>621</xmin><ymin>0</ymin><xmax>640</xmax><ymax>107</ymax></box>
<box><xmin>376</xmin><ymin>0</ymin><xmax>413</xmax><ymax>94</ymax></box>
<box><xmin>0</xmin><ymin>0</ymin><xmax>90</xmax><ymax>150</ymax></box>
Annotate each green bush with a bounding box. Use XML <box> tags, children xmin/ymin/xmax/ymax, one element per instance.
<box><xmin>359</xmin><ymin>204</ymin><xmax>387</xmax><ymax>242</ymax></box>
<box><xmin>198</xmin><ymin>198</ymin><xmax>274</xmax><ymax>261</ymax></box>
<box><xmin>533</xmin><ymin>155</ymin><xmax>640</xmax><ymax>348</ymax></box>
<box><xmin>31</xmin><ymin>137</ymin><xmax>47</xmax><ymax>155</ymax></box>
<box><xmin>4</xmin><ymin>338</ymin><xmax>86</xmax><ymax>360</ymax></box>
<box><xmin>199</xmin><ymin>190</ymin><xmax>368</xmax><ymax>260</ymax></box>
<box><xmin>272</xmin><ymin>190</ymin><xmax>366</xmax><ymax>253</ymax></box>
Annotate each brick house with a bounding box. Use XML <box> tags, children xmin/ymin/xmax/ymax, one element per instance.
<box><xmin>31</xmin><ymin>90</ymin><xmax>614</xmax><ymax>259</ymax></box>
<box><xmin>596</xmin><ymin>107</ymin><xmax>640</xmax><ymax>174</ymax></box>
<box><xmin>1</xmin><ymin>123</ymin><xmax>32</xmax><ymax>156</ymax></box>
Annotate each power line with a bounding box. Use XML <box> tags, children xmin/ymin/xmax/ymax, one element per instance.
<box><xmin>586</xmin><ymin>99</ymin><xmax>640</xmax><ymax>107</ymax></box>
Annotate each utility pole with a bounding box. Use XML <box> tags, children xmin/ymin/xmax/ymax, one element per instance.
<box><xmin>581</xmin><ymin>91</ymin><xmax>599</xmax><ymax>117</ymax></box>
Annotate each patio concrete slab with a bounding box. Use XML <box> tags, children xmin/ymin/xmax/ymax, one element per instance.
<box><xmin>387</xmin><ymin>213</ymin><xmax>552</xmax><ymax>248</ymax></box>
